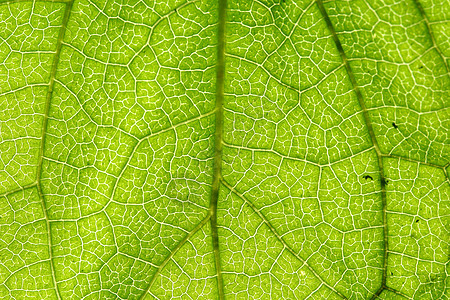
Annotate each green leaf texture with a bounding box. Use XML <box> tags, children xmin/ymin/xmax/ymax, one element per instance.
<box><xmin>0</xmin><ymin>0</ymin><xmax>448</xmax><ymax>299</ymax></box>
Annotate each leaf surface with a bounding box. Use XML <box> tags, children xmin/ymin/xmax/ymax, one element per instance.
<box><xmin>0</xmin><ymin>0</ymin><xmax>448</xmax><ymax>299</ymax></box>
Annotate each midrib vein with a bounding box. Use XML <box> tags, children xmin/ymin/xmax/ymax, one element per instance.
<box><xmin>315</xmin><ymin>0</ymin><xmax>389</xmax><ymax>299</ymax></box>
<box><xmin>36</xmin><ymin>1</ymin><xmax>74</xmax><ymax>299</ymax></box>
<box><xmin>210</xmin><ymin>0</ymin><xmax>226</xmax><ymax>298</ymax></box>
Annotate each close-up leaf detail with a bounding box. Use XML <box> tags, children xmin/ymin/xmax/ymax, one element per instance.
<box><xmin>0</xmin><ymin>0</ymin><xmax>448</xmax><ymax>299</ymax></box>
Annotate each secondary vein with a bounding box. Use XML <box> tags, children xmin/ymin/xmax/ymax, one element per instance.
<box><xmin>35</xmin><ymin>1</ymin><xmax>74</xmax><ymax>299</ymax></box>
<box><xmin>315</xmin><ymin>1</ymin><xmax>388</xmax><ymax>298</ymax></box>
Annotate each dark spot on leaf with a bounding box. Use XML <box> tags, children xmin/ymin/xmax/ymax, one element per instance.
<box><xmin>363</xmin><ymin>175</ymin><xmax>373</xmax><ymax>180</ymax></box>
<box><xmin>416</xmin><ymin>219</ymin><xmax>419</xmax><ymax>223</ymax></box>
<box><xmin>392</xmin><ymin>122</ymin><xmax>398</xmax><ymax>129</ymax></box>
<box><xmin>381</xmin><ymin>178</ymin><xmax>389</xmax><ymax>186</ymax></box>
<box><xmin>419</xmin><ymin>66</ymin><xmax>424</xmax><ymax>69</ymax></box>
<box><xmin>391</xmin><ymin>272</ymin><xmax>393</xmax><ymax>275</ymax></box>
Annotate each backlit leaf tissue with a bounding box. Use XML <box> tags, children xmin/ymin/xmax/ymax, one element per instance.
<box><xmin>0</xmin><ymin>0</ymin><xmax>448</xmax><ymax>299</ymax></box>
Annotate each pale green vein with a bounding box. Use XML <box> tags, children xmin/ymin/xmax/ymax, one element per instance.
<box><xmin>412</xmin><ymin>0</ymin><xmax>450</xmax><ymax>75</ymax></box>
<box><xmin>315</xmin><ymin>1</ymin><xmax>388</xmax><ymax>298</ymax></box>
<box><xmin>444</xmin><ymin>162</ymin><xmax>450</xmax><ymax>183</ymax></box>
<box><xmin>0</xmin><ymin>183</ymin><xmax>37</xmax><ymax>199</ymax></box>
<box><xmin>35</xmin><ymin>1</ymin><xmax>74</xmax><ymax>299</ymax></box>
<box><xmin>383</xmin><ymin>286</ymin><xmax>413</xmax><ymax>300</ymax></box>
<box><xmin>0</xmin><ymin>0</ymin><xmax>70</xmax><ymax>4</ymax></box>
<box><xmin>382</xmin><ymin>153</ymin><xmax>447</xmax><ymax>170</ymax></box>
<box><xmin>139</xmin><ymin>215</ymin><xmax>211</xmax><ymax>299</ymax></box>
<box><xmin>221</xmin><ymin>179</ymin><xmax>348</xmax><ymax>300</ymax></box>
<box><xmin>2</xmin><ymin>258</ymin><xmax>54</xmax><ymax>284</ymax></box>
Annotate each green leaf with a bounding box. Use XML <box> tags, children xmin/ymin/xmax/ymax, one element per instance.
<box><xmin>0</xmin><ymin>0</ymin><xmax>448</xmax><ymax>299</ymax></box>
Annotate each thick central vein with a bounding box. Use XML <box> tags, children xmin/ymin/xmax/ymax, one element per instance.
<box><xmin>209</xmin><ymin>0</ymin><xmax>227</xmax><ymax>298</ymax></box>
